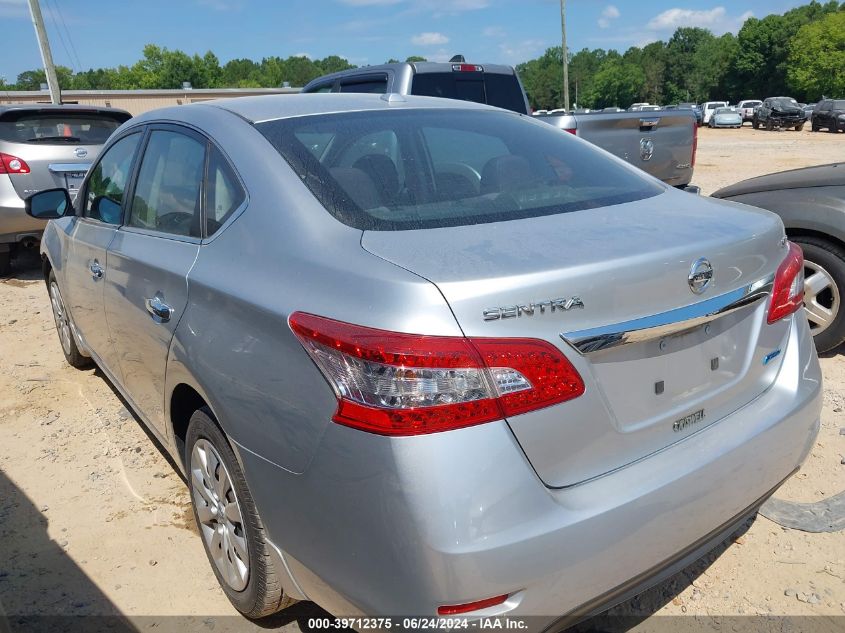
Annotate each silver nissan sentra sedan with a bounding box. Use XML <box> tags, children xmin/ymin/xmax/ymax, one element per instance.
<box><xmin>27</xmin><ymin>94</ymin><xmax>821</xmax><ymax>627</ymax></box>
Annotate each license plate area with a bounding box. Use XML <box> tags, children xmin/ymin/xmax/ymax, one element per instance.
<box><xmin>586</xmin><ymin>304</ymin><xmax>770</xmax><ymax>433</ymax></box>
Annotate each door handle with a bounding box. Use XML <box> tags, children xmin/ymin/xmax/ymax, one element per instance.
<box><xmin>145</xmin><ymin>295</ymin><xmax>173</xmax><ymax>324</ymax></box>
<box><xmin>90</xmin><ymin>262</ymin><xmax>104</xmax><ymax>280</ymax></box>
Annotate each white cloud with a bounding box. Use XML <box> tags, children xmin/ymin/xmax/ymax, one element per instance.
<box><xmin>0</xmin><ymin>0</ymin><xmax>26</xmax><ymax>18</ymax></box>
<box><xmin>498</xmin><ymin>39</ymin><xmax>547</xmax><ymax>65</ymax></box>
<box><xmin>647</xmin><ymin>6</ymin><xmax>753</xmax><ymax>34</ymax></box>
<box><xmin>483</xmin><ymin>26</ymin><xmax>506</xmax><ymax>38</ymax></box>
<box><xmin>598</xmin><ymin>5</ymin><xmax>620</xmax><ymax>29</ymax></box>
<box><xmin>411</xmin><ymin>31</ymin><xmax>449</xmax><ymax>46</ymax></box>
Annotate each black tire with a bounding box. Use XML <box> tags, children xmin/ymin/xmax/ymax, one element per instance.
<box><xmin>47</xmin><ymin>270</ymin><xmax>92</xmax><ymax>368</ymax></box>
<box><xmin>186</xmin><ymin>408</ymin><xmax>294</xmax><ymax>619</ymax></box>
<box><xmin>795</xmin><ymin>122</ymin><xmax>804</xmax><ymax>131</ymax></box>
<box><xmin>792</xmin><ymin>237</ymin><xmax>845</xmax><ymax>353</ymax></box>
<box><xmin>0</xmin><ymin>251</ymin><xmax>9</xmax><ymax>276</ymax></box>
<box><xmin>812</xmin><ymin>121</ymin><xmax>819</xmax><ymax>132</ymax></box>
<box><xmin>765</xmin><ymin>119</ymin><xmax>774</xmax><ymax>131</ymax></box>
<box><xmin>752</xmin><ymin>118</ymin><xmax>759</xmax><ymax>130</ymax></box>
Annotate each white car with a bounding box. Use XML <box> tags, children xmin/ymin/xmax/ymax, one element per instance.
<box><xmin>737</xmin><ymin>100</ymin><xmax>763</xmax><ymax>123</ymax></box>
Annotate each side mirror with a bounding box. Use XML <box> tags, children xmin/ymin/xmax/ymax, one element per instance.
<box><xmin>25</xmin><ymin>188</ymin><xmax>72</xmax><ymax>220</ymax></box>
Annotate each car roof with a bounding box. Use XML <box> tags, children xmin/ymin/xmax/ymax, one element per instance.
<box><xmin>131</xmin><ymin>92</ymin><xmax>502</xmax><ymax>126</ymax></box>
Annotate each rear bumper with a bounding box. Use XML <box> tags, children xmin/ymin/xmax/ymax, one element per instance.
<box><xmin>237</xmin><ymin>314</ymin><xmax>821</xmax><ymax>624</ymax></box>
<box><xmin>0</xmin><ymin>175</ymin><xmax>44</xmax><ymax>244</ymax></box>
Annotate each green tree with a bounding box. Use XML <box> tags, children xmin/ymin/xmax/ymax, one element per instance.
<box><xmin>405</xmin><ymin>56</ymin><xmax>427</xmax><ymax>63</ymax></box>
<box><xmin>585</xmin><ymin>54</ymin><xmax>646</xmax><ymax>108</ymax></box>
<box><xmin>787</xmin><ymin>11</ymin><xmax>845</xmax><ymax>100</ymax></box>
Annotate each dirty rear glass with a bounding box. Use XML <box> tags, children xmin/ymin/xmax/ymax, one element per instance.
<box><xmin>0</xmin><ymin>111</ymin><xmax>129</xmax><ymax>144</ymax></box>
<box><xmin>256</xmin><ymin>109</ymin><xmax>662</xmax><ymax>231</ymax></box>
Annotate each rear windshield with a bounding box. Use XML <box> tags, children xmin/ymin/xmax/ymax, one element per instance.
<box><xmin>411</xmin><ymin>72</ymin><xmax>528</xmax><ymax>114</ymax></box>
<box><xmin>256</xmin><ymin>109</ymin><xmax>662</xmax><ymax>231</ymax></box>
<box><xmin>0</xmin><ymin>111</ymin><xmax>129</xmax><ymax>145</ymax></box>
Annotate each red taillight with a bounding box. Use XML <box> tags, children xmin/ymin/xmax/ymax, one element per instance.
<box><xmin>289</xmin><ymin>312</ymin><xmax>585</xmax><ymax>436</ymax></box>
<box><xmin>438</xmin><ymin>594</ymin><xmax>509</xmax><ymax>616</ymax></box>
<box><xmin>768</xmin><ymin>242</ymin><xmax>804</xmax><ymax>324</ymax></box>
<box><xmin>563</xmin><ymin>127</ymin><xmax>577</xmax><ymax>135</ymax></box>
<box><xmin>691</xmin><ymin>120</ymin><xmax>698</xmax><ymax>169</ymax></box>
<box><xmin>453</xmin><ymin>64</ymin><xmax>483</xmax><ymax>72</ymax></box>
<box><xmin>0</xmin><ymin>152</ymin><xmax>31</xmax><ymax>175</ymax></box>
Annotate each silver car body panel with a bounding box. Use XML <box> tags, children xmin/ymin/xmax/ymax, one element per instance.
<box><xmin>38</xmin><ymin>93</ymin><xmax>821</xmax><ymax>621</ymax></box>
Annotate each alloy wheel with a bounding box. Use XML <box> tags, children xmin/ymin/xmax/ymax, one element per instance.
<box><xmin>49</xmin><ymin>281</ymin><xmax>73</xmax><ymax>356</ymax></box>
<box><xmin>803</xmin><ymin>260</ymin><xmax>841</xmax><ymax>336</ymax></box>
<box><xmin>191</xmin><ymin>439</ymin><xmax>250</xmax><ymax>591</ymax></box>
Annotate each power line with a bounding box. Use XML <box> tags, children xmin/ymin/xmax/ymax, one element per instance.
<box><xmin>52</xmin><ymin>0</ymin><xmax>83</xmax><ymax>70</ymax></box>
<box><xmin>43</xmin><ymin>0</ymin><xmax>75</xmax><ymax>72</ymax></box>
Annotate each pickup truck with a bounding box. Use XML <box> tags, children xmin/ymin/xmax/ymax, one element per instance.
<box><xmin>534</xmin><ymin>109</ymin><xmax>698</xmax><ymax>190</ymax></box>
<box><xmin>303</xmin><ymin>60</ymin><xmax>697</xmax><ymax>190</ymax></box>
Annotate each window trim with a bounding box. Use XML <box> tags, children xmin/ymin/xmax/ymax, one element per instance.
<box><xmin>77</xmin><ymin>127</ymin><xmax>145</xmax><ymax>226</ymax></box>
<box><xmin>120</xmin><ymin>123</ymin><xmax>209</xmax><ymax>243</ymax></box>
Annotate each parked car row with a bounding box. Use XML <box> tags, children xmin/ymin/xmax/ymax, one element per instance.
<box><xmin>1</xmin><ymin>56</ymin><xmax>842</xmax><ymax>629</ymax></box>
<box><xmin>0</xmin><ymin>105</ymin><xmax>132</xmax><ymax>273</ymax></box>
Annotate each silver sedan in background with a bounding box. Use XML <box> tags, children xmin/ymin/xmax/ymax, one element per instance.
<box><xmin>27</xmin><ymin>94</ymin><xmax>821</xmax><ymax>628</ymax></box>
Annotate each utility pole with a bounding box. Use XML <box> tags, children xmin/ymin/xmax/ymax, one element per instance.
<box><xmin>27</xmin><ymin>0</ymin><xmax>61</xmax><ymax>104</ymax></box>
<box><xmin>559</xmin><ymin>0</ymin><xmax>570</xmax><ymax>112</ymax></box>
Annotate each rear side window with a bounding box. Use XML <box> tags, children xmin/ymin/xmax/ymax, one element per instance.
<box><xmin>834</xmin><ymin>101</ymin><xmax>845</xmax><ymax>109</ymax></box>
<box><xmin>339</xmin><ymin>76</ymin><xmax>388</xmax><ymax>94</ymax></box>
<box><xmin>482</xmin><ymin>74</ymin><xmax>528</xmax><ymax>114</ymax></box>
<box><xmin>0</xmin><ymin>111</ymin><xmax>129</xmax><ymax>144</ymax></box>
<box><xmin>257</xmin><ymin>109</ymin><xmax>662</xmax><ymax>231</ymax></box>
<box><xmin>411</xmin><ymin>72</ymin><xmax>527</xmax><ymax>114</ymax></box>
<box><xmin>129</xmin><ymin>130</ymin><xmax>206</xmax><ymax>237</ymax></box>
<box><xmin>205</xmin><ymin>147</ymin><xmax>245</xmax><ymax>236</ymax></box>
<box><xmin>83</xmin><ymin>132</ymin><xmax>142</xmax><ymax>224</ymax></box>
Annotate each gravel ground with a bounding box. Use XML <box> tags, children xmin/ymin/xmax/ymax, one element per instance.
<box><xmin>0</xmin><ymin>124</ymin><xmax>843</xmax><ymax>633</ymax></box>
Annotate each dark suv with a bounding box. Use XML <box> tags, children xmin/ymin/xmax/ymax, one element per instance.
<box><xmin>752</xmin><ymin>97</ymin><xmax>805</xmax><ymax>131</ymax></box>
<box><xmin>0</xmin><ymin>105</ymin><xmax>131</xmax><ymax>273</ymax></box>
<box><xmin>301</xmin><ymin>60</ymin><xmax>530</xmax><ymax>114</ymax></box>
<box><xmin>812</xmin><ymin>99</ymin><xmax>845</xmax><ymax>133</ymax></box>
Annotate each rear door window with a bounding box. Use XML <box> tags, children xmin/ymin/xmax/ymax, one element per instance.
<box><xmin>128</xmin><ymin>130</ymin><xmax>206</xmax><ymax>238</ymax></box>
<box><xmin>0</xmin><ymin>111</ymin><xmax>129</xmax><ymax>145</ymax></box>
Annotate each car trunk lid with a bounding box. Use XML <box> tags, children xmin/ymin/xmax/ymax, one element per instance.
<box><xmin>362</xmin><ymin>191</ymin><xmax>792</xmax><ymax>487</ymax></box>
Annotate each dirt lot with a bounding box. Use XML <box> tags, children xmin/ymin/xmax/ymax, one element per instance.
<box><xmin>0</xmin><ymin>125</ymin><xmax>843</xmax><ymax>632</ymax></box>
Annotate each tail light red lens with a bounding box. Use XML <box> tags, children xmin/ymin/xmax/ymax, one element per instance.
<box><xmin>289</xmin><ymin>312</ymin><xmax>585</xmax><ymax>436</ymax></box>
<box><xmin>438</xmin><ymin>594</ymin><xmax>509</xmax><ymax>616</ymax></box>
<box><xmin>768</xmin><ymin>242</ymin><xmax>804</xmax><ymax>324</ymax></box>
<box><xmin>563</xmin><ymin>127</ymin><xmax>577</xmax><ymax>135</ymax></box>
<box><xmin>0</xmin><ymin>152</ymin><xmax>31</xmax><ymax>175</ymax></box>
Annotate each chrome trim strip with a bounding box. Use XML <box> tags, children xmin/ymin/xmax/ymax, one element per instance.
<box><xmin>48</xmin><ymin>162</ymin><xmax>92</xmax><ymax>173</ymax></box>
<box><xmin>561</xmin><ymin>275</ymin><xmax>775</xmax><ymax>355</ymax></box>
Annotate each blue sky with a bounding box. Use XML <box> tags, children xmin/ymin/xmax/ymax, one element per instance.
<box><xmin>0</xmin><ymin>0</ymin><xmax>814</xmax><ymax>84</ymax></box>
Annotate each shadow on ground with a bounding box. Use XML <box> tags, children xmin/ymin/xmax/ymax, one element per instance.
<box><xmin>0</xmin><ymin>468</ymin><xmax>138</xmax><ymax>633</ymax></box>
